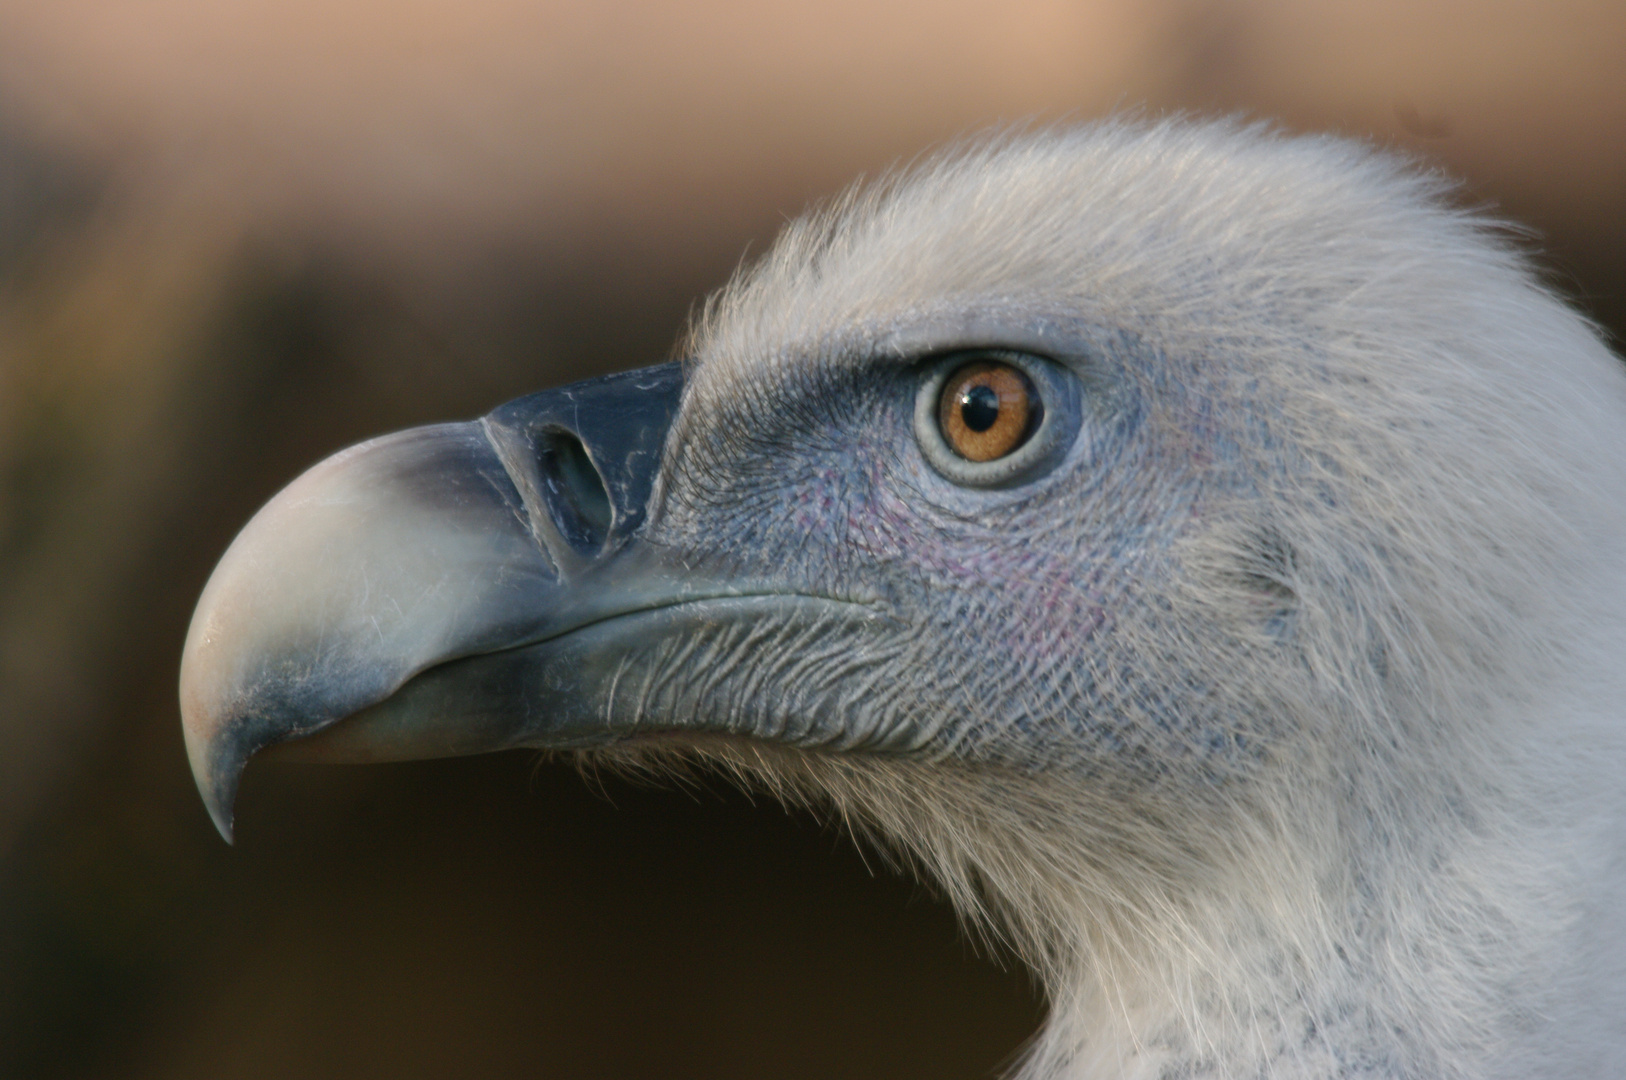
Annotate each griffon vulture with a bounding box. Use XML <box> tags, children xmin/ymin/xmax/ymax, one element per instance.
<box><xmin>179</xmin><ymin>119</ymin><xmax>1626</xmax><ymax>1079</ymax></box>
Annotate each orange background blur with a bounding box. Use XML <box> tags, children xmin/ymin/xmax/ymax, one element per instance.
<box><xmin>1</xmin><ymin>3</ymin><xmax>1622</xmax><ymax>1077</ymax></box>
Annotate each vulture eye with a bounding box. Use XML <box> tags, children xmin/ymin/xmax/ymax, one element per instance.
<box><xmin>937</xmin><ymin>361</ymin><xmax>1040</xmax><ymax>461</ymax></box>
<box><xmin>913</xmin><ymin>350</ymin><xmax>1079</xmax><ymax>489</ymax></box>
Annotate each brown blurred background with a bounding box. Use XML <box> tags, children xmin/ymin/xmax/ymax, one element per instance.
<box><xmin>0</xmin><ymin>2</ymin><xmax>1621</xmax><ymax>1077</ymax></box>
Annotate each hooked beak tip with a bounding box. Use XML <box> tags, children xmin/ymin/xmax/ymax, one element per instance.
<box><xmin>203</xmin><ymin>777</ymin><xmax>238</xmax><ymax>846</ymax></box>
<box><xmin>182</xmin><ymin>701</ymin><xmax>242</xmax><ymax>844</ymax></box>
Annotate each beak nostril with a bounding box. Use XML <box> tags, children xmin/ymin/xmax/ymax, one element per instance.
<box><xmin>537</xmin><ymin>429</ymin><xmax>613</xmax><ymax>554</ymax></box>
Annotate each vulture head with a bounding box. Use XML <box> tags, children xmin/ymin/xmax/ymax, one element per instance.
<box><xmin>180</xmin><ymin>120</ymin><xmax>1626</xmax><ymax>1078</ymax></box>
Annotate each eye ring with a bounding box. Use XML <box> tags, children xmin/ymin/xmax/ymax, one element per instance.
<box><xmin>913</xmin><ymin>350</ymin><xmax>1079</xmax><ymax>489</ymax></box>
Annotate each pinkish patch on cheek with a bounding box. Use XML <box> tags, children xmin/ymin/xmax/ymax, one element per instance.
<box><xmin>844</xmin><ymin>461</ymin><xmax>1119</xmax><ymax>657</ymax></box>
<box><xmin>807</xmin><ymin>440</ymin><xmax>1130</xmax><ymax>670</ymax></box>
<box><xmin>1019</xmin><ymin>574</ymin><xmax>1111</xmax><ymax>663</ymax></box>
<box><xmin>791</xmin><ymin>464</ymin><xmax>845</xmax><ymax>533</ymax></box>
<box><xmin>841</xmin><ymin>455</ymin><xmax>939</xmax><ymax>560</ymax></box>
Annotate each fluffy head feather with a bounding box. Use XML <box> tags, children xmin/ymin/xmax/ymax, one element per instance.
<box><xmin>600</xmin><ymin>119</ymin><xmax>1626</xmax><ymax>1079</ymax></box>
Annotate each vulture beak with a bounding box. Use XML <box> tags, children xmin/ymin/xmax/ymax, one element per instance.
<box><xmin>181</xmin><ymin>363</ymin><xmax>744</xmax><ymax>841</ymax></box>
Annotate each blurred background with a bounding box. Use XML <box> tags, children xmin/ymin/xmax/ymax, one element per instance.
<box><xmin>0</xmin><ymin>1</ymin><xmax>1621</xmax><ymax>1077</ymax></box>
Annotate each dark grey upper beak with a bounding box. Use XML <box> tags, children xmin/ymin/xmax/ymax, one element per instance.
<box><xmin>181</xmin><ymin>364</ymin><xmax>685</xmax><ymax>840</ymax></box>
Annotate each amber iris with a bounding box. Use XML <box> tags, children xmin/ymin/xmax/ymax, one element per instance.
<box><xmin>937</xmin><ymin>360</ymin><xmax>1037</xmax><ymax>461</ymax></box>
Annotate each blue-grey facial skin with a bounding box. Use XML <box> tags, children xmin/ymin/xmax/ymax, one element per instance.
<box><xmin>635</xmin><ymin>313</ymin><xmax>1273</xmax><ymax>780</ymax></box>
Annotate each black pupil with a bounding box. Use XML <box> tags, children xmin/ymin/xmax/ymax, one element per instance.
<box><xmin>960</xmin><ymin>384</ymin><xmax>1001</xmax><ymax>432</ymax></box>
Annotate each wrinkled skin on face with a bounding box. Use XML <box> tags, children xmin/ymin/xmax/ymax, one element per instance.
<box><xmin>642</xmin><ymin>315</ymin><xmax>1262</xmax><ymax>776</ymax></box>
